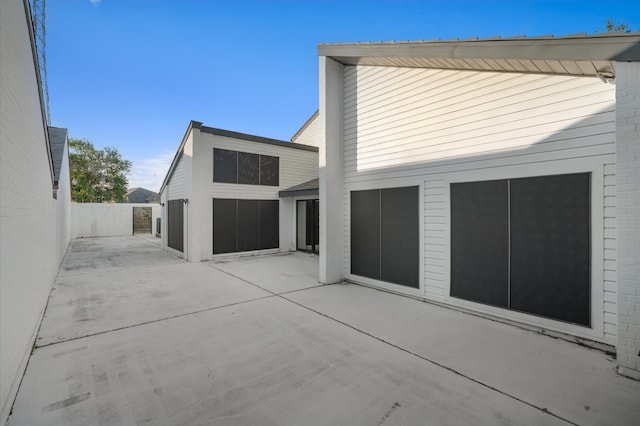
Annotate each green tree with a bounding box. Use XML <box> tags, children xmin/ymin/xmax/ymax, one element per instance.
<box><xmin>69</xmin><ymin>138</ymin><xmax>132</xmax><ymax>203</ymax></box>
<box><xmin>602</xmin><ymin>18</ymin><xmax>632</xmax><ymax>33</ymax></box>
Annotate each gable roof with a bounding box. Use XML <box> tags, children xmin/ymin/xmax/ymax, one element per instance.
<box><xmin>319</xmin><ymin>32</ymin><xmax>640</xmax><ymax>78</ymax></box>
<box><xmin>278</xmin><ymin>178</ymin><xmax>319</xmax><ymax>197</ymax></box>
<box><xmin>127</xmin><ymin>187</ymin><xmax>159</xmax><ymax>203</ymax></box>
<box><xmin>291</xmin><ymin>110</ymin><xmax>319</xmax><ymax>142</ymax></box>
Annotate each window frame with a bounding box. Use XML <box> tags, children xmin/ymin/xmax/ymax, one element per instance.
<box><xmin>213</xmin><ymin>148</ymin><xmax>280</xmax><ymax>186</ymax></box>
<box><xmin>442</xmin><ymin>159</ymin><xmax>605</xmax><ymax>340</ymax></box>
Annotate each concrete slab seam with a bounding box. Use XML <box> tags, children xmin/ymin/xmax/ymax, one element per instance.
<box><xmin>209</xmin><ymin>265</ymin><xmax>578</xmax><ymax>426</ymax></box>
<box><xmin>279</xmin><ymin>292</ymin><xmax>579</xmax><ymax>426</ymax></box>
<box><xmin>33</xmin><ymin>294</ymin><xmax>276</xmax><ymax>350</ymax></box>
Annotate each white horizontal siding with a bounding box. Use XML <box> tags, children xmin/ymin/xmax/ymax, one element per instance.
<box><xmin>424</xmin><ymin>180</ymin><xmax>447</xmax><ymax>297</ymax></box>
<box><xmin>165</xmin><ymin>155</ymin><xmax>186</xmax><ymax>200</ymax></box>
<box><xmin>342</xmin><ymin>64</ymin><xmax>616</xmax><ymax>343</ymax></box>
<box><xmin>343</xmin><ymin>66</ymin><xmax>615</xmax><ymax>180</ymax></box>
<box><xmin>292</xmin><ymin>113</ymin><xmax>320</xmax><ymax>147</ymax></box>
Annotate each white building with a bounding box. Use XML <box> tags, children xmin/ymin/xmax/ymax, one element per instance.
<box><xmin>159</xmin><ymin>121</ymin><xmax>319</xmax><ymax>262</ymax></box>
<box><xmin>317</xmin><ymin>34</ymin><xmax>640</xmax><ymax>379</ymax></box>
<box><xmin>0</xmin><ymin>0</ymin><xmax>71</xmax><ymax>422</ymax></box>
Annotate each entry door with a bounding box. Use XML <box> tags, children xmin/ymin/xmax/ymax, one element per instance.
<box><xmin>297</xmin><ymin>199</ymin><xmax>319</xmax><ymax>253</ymax></box>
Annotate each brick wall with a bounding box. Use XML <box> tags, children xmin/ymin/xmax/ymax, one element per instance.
<box><xmin>0</xmin><ymin>0</ymin><xmax>70</xmax><ymax>422</ymax></box>
<box><xmin>615</xmin><ymin>61</ymin><xmax>640</xmax><ymax>380</ymax></box>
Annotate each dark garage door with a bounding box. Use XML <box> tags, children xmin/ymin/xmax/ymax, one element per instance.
<box><xmin>451</xmin><ymin>173</ymin><xmax>591</xmax><ymax>326</ymax></box>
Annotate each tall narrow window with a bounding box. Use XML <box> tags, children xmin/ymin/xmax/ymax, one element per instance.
<box><xmin>238</xmin><ymin>152</ymin><xmax>259</xmax><ymax>185</ymax></box>
<box><xmin>260</xmin><ymin>155</ymin><xmax>279</xmax><ymax>186</ymax></box>
<box><xmin>213</xmin><ymin>149</ymin><xmax>237</xmax><ymax>183</ymax></box>
<box><xmin>167</xmin><ymin>200</ymin><xmax>184</xmax><ymax>252</ymax></box>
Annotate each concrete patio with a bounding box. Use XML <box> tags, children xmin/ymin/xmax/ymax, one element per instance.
<box><xmin>7</xmin><ymin>236</ymin><xmax>640</xmax><ymax>426</ymax></box>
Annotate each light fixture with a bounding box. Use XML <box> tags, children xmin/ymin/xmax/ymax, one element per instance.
<box><xmin>596</xmin><ymin>70</ymin><xmax>615</xmax><ymax>84</ymax></box>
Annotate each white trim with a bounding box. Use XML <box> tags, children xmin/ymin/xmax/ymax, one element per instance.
<box><xmin>439</xmin><ymin>157</ymin><xmax>606</xmax><ymax>342</ymax></box>
<box><xmin>345</xmin><ymin>177</ymin><xmax>425</xmax><ymax>294</ymax></box>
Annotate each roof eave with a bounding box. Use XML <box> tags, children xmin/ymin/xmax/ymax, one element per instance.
<box><xmin>319</xmin><ymin>34</ymin><xmax>640</xmax><ymax>63</ymax></box>
<box><xmin>159</xmin><ymin>120</ymin><xmax>202</xmax><ymax>195</ymax></box>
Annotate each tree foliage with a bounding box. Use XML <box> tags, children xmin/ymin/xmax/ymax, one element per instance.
<box><xmin>69</xmin><ymin>138</ymin><xmax>132</xmax><ymax>203</ymax></box>
<box><xmin>602</xmin><ymin>18</ymin><xmax>632</xmax><ymax>33</ymax></box>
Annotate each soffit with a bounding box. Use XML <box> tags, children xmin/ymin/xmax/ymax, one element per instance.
<box><xmin>319</xmin><ymin>33</ymin><xmax>640</xmax><ymax>77</ymax></box>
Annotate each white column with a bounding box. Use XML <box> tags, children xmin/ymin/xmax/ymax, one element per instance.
<box><xmin>615</xmin><ymin>61</ymin><xmax>640</xmax><ymax>380</ymax></box>
<box><xmin>319</xmin><ymin>56</ymin><xmax>344</xmax><ymax>284</ymax></box>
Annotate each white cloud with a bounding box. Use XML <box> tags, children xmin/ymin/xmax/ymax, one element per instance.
<box><xmin>90</xmin><ymin>0</ymin><xmax>101</xmax><ymax>4</ymax></box>
<box><xmin>127</xmin><ymin>151</ymin><xmax>174</xmax><ymax>193</ymax></box>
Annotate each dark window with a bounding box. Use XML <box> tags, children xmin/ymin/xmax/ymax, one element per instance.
<box><xmin>238</xmin><ymin>199</ymin><xmax>260</xmax><ymax>251</ymax></box>
<box><xmin>260</xmin><ymin>155</ymin><xmax>279</xmax><ymax>186</ymax></box>
<box><xmin>238</xmin><ymin>152</ymin><xmax>260</xmax><ymax>185</ymax></box>
<box><xmin>213</xmin><ymin>198</ymin><xmax>279</xmax><ymax>254</ymax></box>
<box><xmin>213</xmin><ymin>149</ymin><xmax>279</xmax><ymax>186</ymax></box>
<box><xmin>510</xmin><ymin>174</ymin><xmax>591</xmax><ymax>326</ymax></box>
<box><xmin>167</xmin><ymin>200</ymin><xmax>184</xmax><ymax>252</ymax></box>
<box><xmin>213</xmin><ymin>198</ymin><xmax>237</xmax><ymax>254</ymax></box>
<box><xmin>351</xmin><ymin>186</ymin><xmax>419</xmax><ymax>288</ymax></box>
<box><xmin>259</xmin><ymin>200</ymin><xmax>280</xmax><ymax>249</ymax></box>
<box><xmin>451</xmin><ymin>180</ymin><xmax>509</xmax><ymax>308</ymax></box>
<box><xmin>213</xmin><ymin>149</ymin><xmax>237</xmax><ymax>183</ymax></box>
<box><xmin>381</xmin><ymin>186</ymin><xmax>420</xmax><ymax>288</ymax></box>
<box><xmin>351</xmin><ymin>189</ymin><xmax>381</xmax><ymax>281</ymax></box>
<box><xmin>450</xmin><ymin>173</ymin><xmax>591</xmax><ymax>326</ymax></box>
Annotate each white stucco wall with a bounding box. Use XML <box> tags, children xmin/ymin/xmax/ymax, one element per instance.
<box><xmin>71</xmin><ymin>203</ymin><xmax>161</xmax><ymax>239</ymax></box>
<box><xmin>0</xmin><ymin>1</ymin><xmax>69</xmax><ymax>422</ymax></box>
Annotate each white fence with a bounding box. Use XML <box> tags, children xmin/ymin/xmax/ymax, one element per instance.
<box><xmin>71</xmin><ymin>203</ymin><xmax>161</xmax><ymax>239</ymax></box>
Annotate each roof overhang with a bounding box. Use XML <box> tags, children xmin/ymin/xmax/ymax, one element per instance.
<box><xmin>279</xmin><ymin>178</ymin><xmax>319</xmax><ymax>197</ymax></box>
<box><xmin>319</xmin><ymin>33</ymin><xmax>640</xmax><ymax>78</ymax></box>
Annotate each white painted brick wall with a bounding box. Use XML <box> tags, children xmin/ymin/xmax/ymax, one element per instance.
<box><xmin>0</xmin><ymin>0</ymin><xmax>69</xmax><ymax>422</ymax></box>
<box><xmin>615</xmin><ymin>61</ymin><xmax>640</xmax><ymax>380</ymax></box>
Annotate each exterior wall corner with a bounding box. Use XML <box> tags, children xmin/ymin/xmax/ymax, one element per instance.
<box><xmin>614</xmin><ymin>61</ymin><xmax>640</xmax><ymax>379</ymax></box>
<box><xmin>319</xmin><ymin>56</ymin><xmax>344</xmax><ymax>284</ymax></box>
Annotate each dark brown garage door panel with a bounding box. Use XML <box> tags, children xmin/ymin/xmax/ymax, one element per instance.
<box><xmin>450</xmin><ymin>180</ymin><xmax>509</xmax><ymax>308</ymax></box>
<box><xmin>510</xmin><ymin>173</ymin><xmax>591</xmax><ymax>326</ymax></box>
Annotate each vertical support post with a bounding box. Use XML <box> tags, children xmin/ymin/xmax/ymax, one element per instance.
<box><xmin>319</xmin><ymin>56</ymin><xmax>344</xmax><ymax>284</ymax></box>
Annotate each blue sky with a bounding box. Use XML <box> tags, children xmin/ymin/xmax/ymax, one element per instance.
<box><xmin>46</xmin><ymin>0</ymin><xmax>640</xmax><ymax>192</ymax></box>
